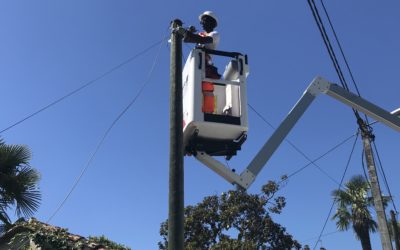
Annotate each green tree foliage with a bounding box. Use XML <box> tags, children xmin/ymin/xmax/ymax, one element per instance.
<box><xmin>159</xmin><ymin>177</ymin><xmax>301</xmax><ymax>249</ymax></box>
<box><xmin>331</xmin><ymin>175</ymin><xmax>377</xmax><ymax>250</ymax></box>
<box><xmin>0</xmin><ymin>138</ymin><xmax>41</xmax><ymax>233</ymax></box>
<box><xmin>5</xmin><ymin>218</ymin><xmax>131</xmax><ymax>250</ymax></box>
<box><xmin>88</xmin><ymin>235</ymin><xmax>131</xmax><ymax>250</ymax></box>
<box><xmin>387</xmin><ymin>216</ymin><xmax>400</xmax><ymax>245</ymax></box>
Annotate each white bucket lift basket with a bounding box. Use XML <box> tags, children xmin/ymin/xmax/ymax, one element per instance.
<box><xmin>182</xmin><ymin>48</ymin><xmax>249</xmax><ymax>159</ymax></box>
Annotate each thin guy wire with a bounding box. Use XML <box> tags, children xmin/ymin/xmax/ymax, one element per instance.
<box><xmin>372</xmin><ymin>140</ymin><xmax>398</xmax><ymax>213</ymax></box>
<box><xmin>282</xmin><ymin>132</ymin><xmax>356</xmax><ymax>182</ymax></box>
<box><xmin>313</xmin><ymin>131</ymin><xmax>360</xmax><ymax>250</ymax></box>
<box><xmin>248</xmin><ymin>103</ymin><xmax>340</xmax><ymax>185</ymax></box>
<box><xmin>263</xmin><ymin>133</ymin><xmax>354</xmax><ymax>196</ymax></box>
<box><xmin>0</xmin><ymin>38</ymin><xmax>166</xmax><ymax>135</ymax></box>
<box><xmin>45</xmin><ymin>37</ymin><xmax>166</xmax><ymax>224</ymax></box>
<box><xmin>302</xmin><ymin>230</ymin><xmax>340</xmax><ymax>242</ymax></box>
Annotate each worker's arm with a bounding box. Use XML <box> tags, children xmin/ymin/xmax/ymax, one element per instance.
<box><xmin>184</xmin><ymin>31</ymin><xmax>213</xmax><ymax>44</ymax></box>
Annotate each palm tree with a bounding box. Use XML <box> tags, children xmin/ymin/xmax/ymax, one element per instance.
<box><xmin>332</xmin><ymin>175</ymin><xmax>377</xmax><ymax>250</ymax></box>
<box><xmin>0</xmin><ymin>138</ymin><xmax>41</xmax><ymax>233</ymax></box>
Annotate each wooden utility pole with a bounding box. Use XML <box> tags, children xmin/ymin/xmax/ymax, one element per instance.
<box><xmin>359</xmin><ymin>118</ymin><xmax>393</xmax><ymax>250</ymax></box>
<box><xmin>391</xmin><ymin>210</ymin><xmax>400</xmax><ymax>250</ymax></box>
<box><xmin>168</xmin><ymin>19</ymin><xmax>184</xmax><ymax>250</ymax></box>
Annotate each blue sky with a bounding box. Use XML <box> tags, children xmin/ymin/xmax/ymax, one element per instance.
<box><xmin>1</xmin><ymin>1</ymin><xmax>400</xmax><ymax>249</ymax></box>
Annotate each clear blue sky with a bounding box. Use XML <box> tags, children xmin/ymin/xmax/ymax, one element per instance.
<box><xmin>1</xmin><ymin>1</ymin><xmax>400</xmax><ymax>249</ymax></box>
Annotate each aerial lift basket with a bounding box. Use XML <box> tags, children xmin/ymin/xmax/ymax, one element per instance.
<box><xmin>182</xmin><ymin>48</ymin><xmax>250</xmax><ymax>159</ymax></box>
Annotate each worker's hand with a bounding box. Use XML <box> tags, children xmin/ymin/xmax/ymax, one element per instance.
<box><xmin>183</xmin><ymin>29</ymin><xmax>195</xmax><ymax>42</ymax></box>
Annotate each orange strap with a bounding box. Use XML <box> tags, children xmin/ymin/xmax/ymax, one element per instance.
<box><xmin>202</xmin><ymin>81</ymin><xmax>214</xmax><ymax>91</ymax></box>
<box><xmin>202</xmin><ymin>93</ymin><xmax>215</xmax><ymax>113</ymax></box>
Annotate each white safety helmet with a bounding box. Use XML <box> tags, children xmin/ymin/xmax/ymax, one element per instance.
<box><xmin>199</xmin><ymin>11</ymin><xmax>218</xmax><ymax>26</ymax></box>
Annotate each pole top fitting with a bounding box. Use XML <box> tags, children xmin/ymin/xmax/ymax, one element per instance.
<box><xmin>170</xmin><ymin>19</ymin><xmax>183</xmax><ymax>28</ymax></box>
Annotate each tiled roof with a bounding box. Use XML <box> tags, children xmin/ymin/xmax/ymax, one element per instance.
<box><xmin>0</xmin><ymin>218</ymin><xmax>107</xmax><ymax>249</ymax></box>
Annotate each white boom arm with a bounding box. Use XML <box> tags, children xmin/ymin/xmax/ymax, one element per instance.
<box><xmin>195</xmin><ymin>76</ymin><xmax>400</xmax><ymax>189</ymax></box>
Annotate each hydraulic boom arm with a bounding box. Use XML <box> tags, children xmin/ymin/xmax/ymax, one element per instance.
<box><xmin>195</xmin><ymin>76</ymin><xmax>400</xmax><ymax>189</ymax></box>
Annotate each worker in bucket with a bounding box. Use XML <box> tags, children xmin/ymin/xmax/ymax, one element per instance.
<box><xmin>184</xmin><ymin>10</ymin><xmax>220</xmax><ymax>79</ymax></box>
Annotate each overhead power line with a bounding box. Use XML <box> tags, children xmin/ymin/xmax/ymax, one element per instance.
<box><xmin>307</xmin><ymin>0</ymin><xmax>349</xmax><ymax>91</ymax></box>
<box><xmin>0</xmin><ymin>38</ymin><xmax>166</xmax><ymax>135</ymax></box>
<box><xmin>311</xmin><ymin>2</ymin><xmax>397</xmax><ymax>244</ymax></box>
<box><xmin>319</xmin><ymin>0</ymin><xmax>361</xmax><ymax>97</ymax></box>
<box><xmin>248</xmin><ymin>103</ymin><xmax>342</xmax><ymax>185</ymax></box>
<box><xmin>319</xmin><ymin>0</ymin><xmax>371</xmax><ymax>125</ymax></box>
<box><xmin>307</xmin><ymin>0</ymin><xmax>370</xmax><ymax>129</ymax></box>
<box><xmin>283</xmin><ymin>133</ymin><xmax>357</xmax><ymax>182</ymax></box>
<box><xmin>46</xmin><ymin>37</ymin><xmax>166</xmax><ymax>224</ymax></box>
<box><xmin>302</xmin><ymin>230</ymin><xmax>340</xmax><ymax>243</ymax></box>
<box><xmin>313</xmin><ymin>132</ymin><xmax>360</xmax><ymax>250</ymax></box>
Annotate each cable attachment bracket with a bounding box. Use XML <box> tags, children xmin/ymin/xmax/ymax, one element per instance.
<box><xmin>170</xmin><ymin>19</ymin><xmax>186</xmax><ymax>37</ymax></box>
<box><xmin>357</xmin><ymin>117</ymin><xmax>375</xmax><ymax>140</ymax></box>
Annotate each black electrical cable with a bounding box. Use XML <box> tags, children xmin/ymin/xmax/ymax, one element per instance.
<box><xmin>283</xmin><ymin>132</ymin><xmax>356</xmax><ymax>182</ymax></box>
<box><xmin>51</xmin><ymin>31</ymin><xmax>165</xmax><ymax>228</ymax></box>
<box><xmin>372</xmin><ymin>140</ymin><xmax>398</xmax><ymax>213</ymax></box>
<box><xmin>313</xmin><ymin>132</ymin><xmax>360</xmax><ymax>250</ymax></box>
<box><xmin>248</xmin><ymin>103</ymin><xmax>275</xmax><ymax>129</ymax></box>
<box><xmin>304</xmin><ymin>8</ymin><xmax>394</xmax><ymax>239</ymax></box>
<box><xmin>15</xmin><ymin>28</ymin><xmax>170</xmax><ymax>249</ymax></box>
<box><xmin>0</xmin><ymin>38</ymin><xmax>166</xmax><ymax>135</ymax></box>
<box><xmin>319</xmin><ymin>0</ymin><xmax>361</xmax><ymax>96</ymax></box>
<box><xmin>249</xmin><ymin>103</ymin><xmax>342</xmax><ymax>185</ymax></box>
<box><xmin>318</xmin><ymin>0</ymin><xmax>398</xmax><ymax>225</ymax></box>
<box><xmin>319</xmin><ymin>0</ymin><xmax>371</xmax><ymax>128</ymax></box>
<box><xmin>45</xmin><ymin>36</ymin><xmax>165</xmax><ymax>224</ymax></box>
<box><xmin>302</xmin><ymin>230</ymin><xmax>340</xmax><ymax>243</ymax></box>
<box><xmin>307</xmin><ymin>0</ymin><xmax>348</xmax><ymax>90</ymax></box>
<box><xmin>284</xmin><ymin>134</ymin><xmax>341</xmax><ymax>185</ymax></box>
<box><xmin>307</xmin><ymin>0</ymin><xmax>363</xmax><ymax>122</ymax></box>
